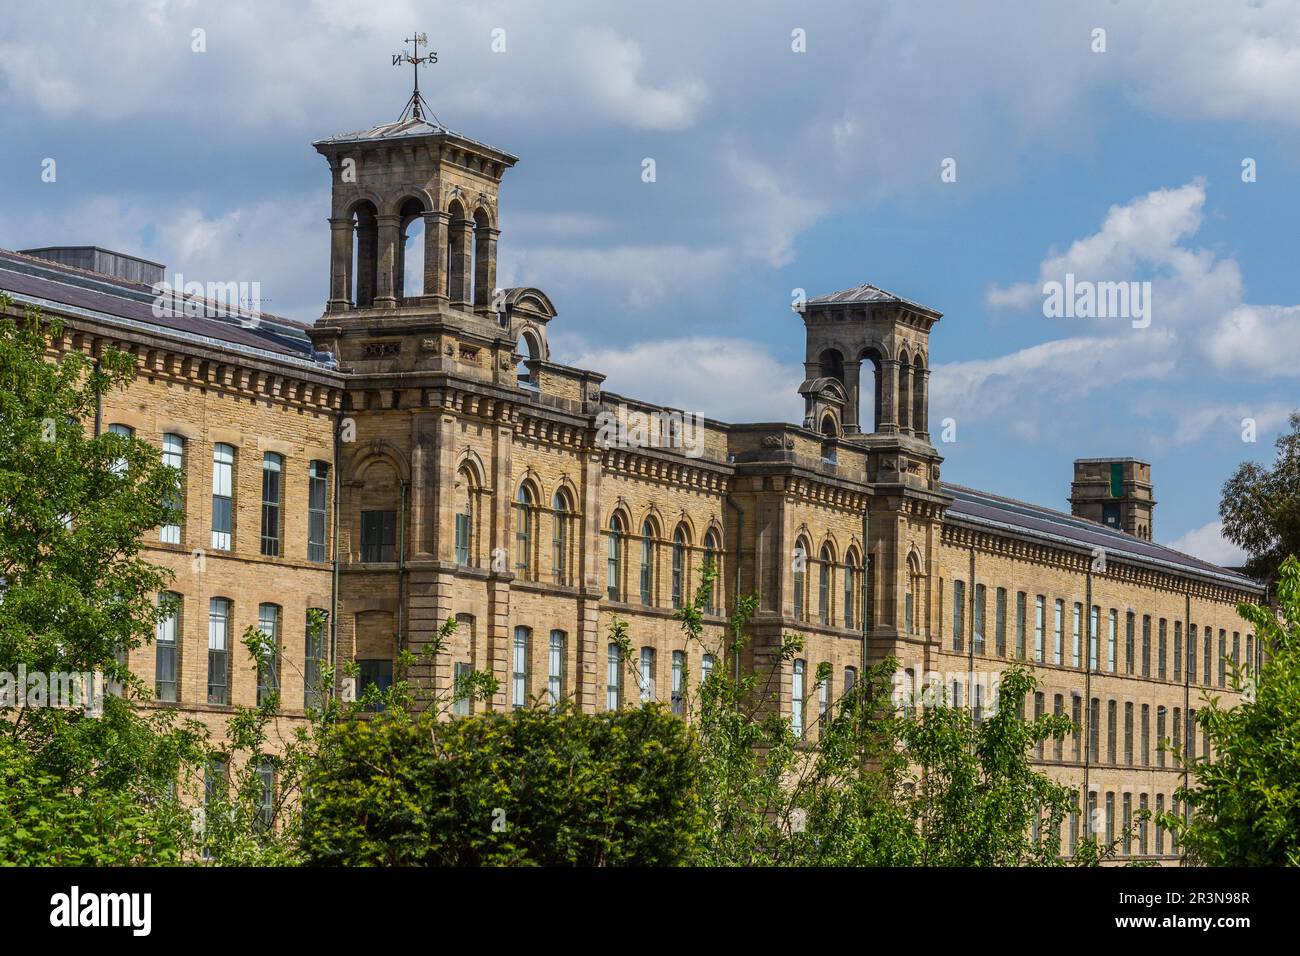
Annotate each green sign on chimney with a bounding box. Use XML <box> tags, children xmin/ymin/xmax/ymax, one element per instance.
<box><xmin>1110</xmin><ymin>463</ymin><xmax>1124</xmax><ymax>498</ymax></box>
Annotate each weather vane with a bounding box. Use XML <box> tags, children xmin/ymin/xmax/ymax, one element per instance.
<box><xmin>392</xmin><ymin>31</ymin><xmax>440</xmax><ymax>124</ymax></box>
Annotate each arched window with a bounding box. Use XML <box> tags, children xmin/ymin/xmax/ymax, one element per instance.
<box><xmin>256</xmin><ymin>603</ymin><xmax>281</xmax><ymax>705</ymax></box>
<box><xmin>160</xmin><ymin>433</ymin><xmax>185</xmax><ymax>545</ymax></box>
<box><xmin>792</xmin><ymin>538</ymin><xmax>809</xmax><ymax>621</ymax></box>
<box><xmin>551</xmin><ymin>489</ymin><xmax>571</xmax><ymax>585</ymax></box>
<box><xmin>906</xmin><ymin>553</ymin><xmax>922</xmax><ymax>635</ymax></box>
<box><xmin>548</xmin><ymin>630</ymin><xmax>566</xmax><ymax>709</ymax></box>
<box><xmin>843</xmin><ymin>550</ymin><xmax>859</xmax><ymax>630</ymax></box>
<box><xmin>396</xmin><ymin>196</ymin><xmax>426</xmax><ymax>301</ymax></box>
<box><xmin>898</xmin><ymin>351</ymin><xmax>912</xmax><ymax>433</ymax></box>
<box><xmin>260</xmin><ymin>452</ymin><xmax>283</xmax><ymax>557</ymax></box>
<box><xmin>446</xmin><ymin>198</ymin><xmax>470</xmax><ymax>303</ymax></box>
<box><xmin>514</xmin><ymin>484</ymin><xmax>534</xmax><ymax>579</ymax></box>
<box><xmin>607</xmin><ymin>643</ymin><xmax>624</xmax><ymax>710</ymax></box>
<box><xmin>818</xmin><ymin>544</ymin><xmax>833</xmax><ymax>626</ymax></box>
<box><xmin>512</xmin><ymin>626</ymin><xmax>531</xmax><ymax>709</ymax></box>
<box><xmin>454</xmin><ymin>467</ymin><xmax>476</xmax><ymax>567</ymax></box>
<box><xmin>702</xmin><ymin>530</ymin><xmax>720</xmax><ymax>615</ymax></box>
<box><xmin>640</xmin><ymin>520</ymin><xmax>656</xmax><ymax>606</ymax></box>
<box><xmin>792</xmin><ymin>659</ymin><xmax>806</xmax><ymax>738</ymax></box>
<box><xmin>607</xmin><ymin>513</ymin><xmax>624</xmax><ymax>601</ymax></box>
<box><xmin>350</xmin><ymin>200</ymin><xmax>379</xmax><ymax>308</ymax></box>
<box><xmin>516</xmin><ymin>330</ymin><xmax>540</xmax><ymax>389</ymax></box>
<box><xmin>671</xmin><ymin>525</ymin><xmax>688</xmax><ymax>609</ymax></box>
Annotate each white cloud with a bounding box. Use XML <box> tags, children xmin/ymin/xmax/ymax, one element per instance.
<box><xmin>571</xmin><ymin>26</ymin><xmax>707</xmax><ymax>131</ymax></box>
<box><xmin>1165</xmin><ymin>520</ymin><xmax>1247</xmax><ymax>568</ymax></box>
<box><xmin>558</xmin><ymin>336</ymin><xmax>804</xmax><ymax>423</ymax></box>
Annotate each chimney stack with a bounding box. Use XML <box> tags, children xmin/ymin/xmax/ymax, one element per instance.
<box><xmin>1069</xmin><ymin>458</ymin><xmax>1155</xmax><ymax>540</ymax></box>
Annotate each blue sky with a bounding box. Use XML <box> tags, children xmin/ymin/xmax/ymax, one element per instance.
<box><xmin>4</xmin><ymin>0</ymin><xmax>1299</xmax><ymax>565</ymax></box>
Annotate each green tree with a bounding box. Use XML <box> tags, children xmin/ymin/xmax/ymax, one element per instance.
<box><xmin>678</xmin><ymin>561</ymin><xmax>1126</xmax><ymax>866</ymax></box>
<box><xmin>1163</xmin><ymin>555</ymin><xmax>1300</xmax><ymax>865</ymax></box>
<box><xmin>1221</xmin><ymin>410</ymin><xmax>1300</xmax><ymax>582</ymax></box>
<box><xmin>0</xmin><ymin>293</ymin><xmax>206</xmax><ymax>864</ymax></box>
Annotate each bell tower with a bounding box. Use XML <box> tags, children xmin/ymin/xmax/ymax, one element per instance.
<box><xmin>800</xmin><ymin>283</ymin><xmax>949</xmax><ymax>650</ymax></box>
<box><xmin>313</xmin><ymin>116</ymin><xmax>517</xmax><ymax>316</ymax></box>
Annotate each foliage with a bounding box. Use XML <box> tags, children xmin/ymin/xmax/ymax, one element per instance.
<box><xmin>1163</xmin><ymin>555</ymin><xmax>1300</xmax><ymax>865</ymax></box>
<box><xmin>1221</xmin><ymin>411</ymin><xmax>1300</xmax><ymax>582</ymax></box>
<box><xmin>679</xmin><ymin>561</ymin><xmax>1127</xmax><ymax>866</ymax></box>
<box><xmin>300</xmin><ymin>702</ymin><xmax>701</xmax><ymax>866</ymax></box>
<box><xmin>0</xmin><ymin>294</ymin><xmax>209</xmax><ymax>864</ymax></box>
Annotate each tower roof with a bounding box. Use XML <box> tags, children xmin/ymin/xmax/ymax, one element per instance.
<box><xmin>313</xmin><ymin>118</ymin><xmax>519</xmax><ymax>164</ymax></box>
<box><xmin>808</xmin><ymin>283</ymin><xmax>941</xmax><ymax>318</ymax></box>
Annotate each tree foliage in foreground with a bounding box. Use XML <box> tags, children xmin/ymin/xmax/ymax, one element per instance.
<box><xmin>1163</xmin><ymin>555</ymin><xmax>1300</xmax><ymax>866</ymax></box>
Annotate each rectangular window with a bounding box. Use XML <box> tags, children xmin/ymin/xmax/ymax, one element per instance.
<box><xmin>1158</xmin><ymin>619</ymin><xmax>1167</xmax><ymax>679</ymax></box>
<box><xmin>1141</xmin><ymin>703</ymin><xmax>1150</xmax><ymax>766</ymax></box>
<box><xmin>1186</xmin><ymin>708</ymin><xmax>1197</xmax><ymax>761</ymax></box>
<box><xmin>640</xmin><ymin>647</ymin><xmax>656</xmax><ymax>703</ymax></box>
<box><xmin>1034</xmin><ymin>595</ymin><xmax>1045</xmax><ymax>663</ymax></box>
<box><xmin>818</xmin><ymin>671</ymin><xmax>830</xmax><ymax>732</ymax></box>
<box><xmin>1088</xmin><ymin>697</ymin><xmax>1100</xmax><ymax>763</ymax></box>
<box><xmin>1069</xmin><ymin>601</ymin><xmax>1079</xmax><ymax>667</ymax></box>
<box><xmin>792</xmin><ymin>659</ymin><xmax>806</xmax><ymax>738</ymax></box>
<box><xmin>952</xmin><ymin>580</ymin><xmax>965</xmax><ymax>652</ymax></box>
<box><xmin>843</xmin><ymin>666</ymin><xmax>857</xmax><ymax>697</ymax></box>
<box><xmin>211</xmin><ymin>444</ymin><xmax>234</xmax><ymax>551</ymax></box>
<box><xmin>973</xmin><ymin>583</ymin><xmax>985</xmax><ymax>654</ymax></box>
<box><xmin>1053</xmin><ymin>694</ymin><xmax>1064</xmax><ymax>760</ymax></box>
<box><xmin>452</xmin><ymin>661</ymin><xmax>472</xmax><ymax>717</ymax></box>
<box><xmin>1108</xmin><ymin>610</ymin><xmax>1117</xmax><ymax>672</ymax></box>
<box><xmin>304</xmin><ymin>610</ymin><xmax>327</xmax><ymax>711</ymax></box>
<box><xmin>360</xmin><ymin>510</ymin><xmax>397</xmax><ymax>563</ymax></box>
<box><xmin>1174</xmin><ymin>621</ymin><xmax>1183</xmax><ymax>679</ymax></box>
<box><xmin>995</xmin><ymin>587</ymin><xmax>1007</xmax><ymax>657</ymax></box>
<box><xmin>161</xmin><ymin>434</ymin><xmax>184</xmax><ymax>544</ymax></box>
<box><xmin>1105</xmin><ymin>792</ymin><xmax>1115</xmax><ymax>845</ymax></box>
<box><xmin>308</xmin><ymin>461</ymin><xmax>329</xmax><ymax>562</ymax></box>
<box><xmin>1050</xmin><ymin>599</ymin><xmax>1061</xmax><ymax>665</ymax></box>
<box><xmin>1034</xmin><ymin>692</ymin><xmax>1045</xmax><ymax>759</ymax></box>
<box><xmin>1157</xmin><ymin>706</ymin><xmax>1167</xmax><ymax>767</ymax></box>
<box><xmin>207</xmin><ymin>597</ymin><xmax>231</xmax><ymax>705</ymax></box>
<box><xmin>1139</xmin><ymin>794</ymin><xmax>1149</xmax><ymax>856</ymax></box>
<box><xmin>260</xmin><ymin>453</ymin><xmax>283</xmax><ymax>557</ymax></box>
<box><xmin>1156</xmin><ymin>794</ymin><xmax>1165</xmax><ymax>853</ymax></box>
<box><xmin>548</xmin><ymin>630</ymin><xmax>565</xmax><ymax>708</ymax></box>
<box><xmin>1218</xmin><ymin>630</ymin><xmax>1227</xmax><ymax>687</ymax></box>
<box><xmin>257</xmin><ymin>759</ymin><xmax>275</xmax><ymax>832</ymax></box>
<box><xmin>1071</xmin><ymin>694</ymin><xmax>1082</xmax><ymax>761</ymax></box>
<box><xmin>1125</xmin><ymin>612</ymin><xmax>1135</xmax><ymax>675</ymax></box>
<box><xmin>671</xmin><ymin>650</ymin><xmax>685</xmax><ymax>716</ymax></box>
<box><xmin>1124</xmin><ymin>701</ymin><xmax>1133</xmax><ymax>765</ymax></box>
<box><xmin>606</xmin><ymin>644</ymin><xmax>623</xmax><ymax>710</ymax></box>
<box><xmin>512</xmin><ymin>626</ymin><xmax>531</xmax><ymax>709</ymax></box>
<box><xmin>1142</xmin><ymin>615</ymin><xmax>1151</xmax><ymax>677</ymax></box>
<box><xmin>256</xmin><ymin>603</ymin><xmax>280</xmax><ymax>705</ymax></box>
<box><xmin>1122</xmin><ymin>793</ymin><xmax>1132</xmax><ymax>855</ymax></box>
<box><xmin>356</xmin><ymin>659</ymin><xmax>393</xmax><ymax>708</ymax></box>
<box><xmin>155</xmin><ymin>592</ymin><xmax>180</xmax><ymax>702</ymax></box>
<box><xmin>454</xmin><ymin>511</ymin><xmax>472</xmax><ymax>566</ymax></box>
<box><xmin>1015</xmin><ymin>592</ymin><xmax>1027</xmax><ymax>659</ymax></box>
<box><xmin>1089</xmin><ymin>606</ymin><xmax>1100</xmax><ymax>670</ymax></box>
<box><xmin>1107</xmin><ymin>699</ymin><xmax>1117</xmax><ymax>764</ymax></box>
<box><xmin>1204</xmin><ymin>630</ymin><xmax>1212</xmax><ymax>686</ymax></box>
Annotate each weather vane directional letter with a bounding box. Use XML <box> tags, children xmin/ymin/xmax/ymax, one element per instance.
<box><xmin>392</xmin><ymin>31</ymin><xmax>439</xmax><ymax>123</ymax></box>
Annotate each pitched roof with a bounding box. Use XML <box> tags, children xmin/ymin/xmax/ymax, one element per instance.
<box><xmin>942</xmin><ymin>482</ymin><xmax>1261</xmax><ymax>593</ymax></box>
<box><xmin>0</xmin><ymin>248</ymin><xmax>330</xmax><ymax>370</ymax></box>
<box><xmin>808</xmin><ymin>283</ymin><xmax>942</xmax><ymax>316</ymax></box>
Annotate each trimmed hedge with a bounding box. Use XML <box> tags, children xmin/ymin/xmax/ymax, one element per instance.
<box><xmin>301</xmin><ymin>703</ymin><xmax>701</xmax><ymax>866</ymax></box>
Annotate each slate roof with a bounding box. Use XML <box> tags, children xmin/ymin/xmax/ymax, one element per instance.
<box><xmin>0</xmin><ymin>248</ymin><xmax>329</xmax><ymax>370</ymax></box>
<box><xmin>942</xmin><ymin>483</ymin><xmax>1262</xmax><ymax>593</ymax></box>
<box><xmin>808</xmin><ymin>283</ymin><xmax>942</xmax><ymax>317</ymax></box>
<box><xmin>313</xmin><ymin>117</ymin><xmax>519</xmax><ymax>162</ymax></box>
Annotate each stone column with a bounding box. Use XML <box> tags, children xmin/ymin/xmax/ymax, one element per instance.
<box><xmin>355</xmin><ymin>218</ymin><xmax>377</xmax><ymax>308</ymax></box>
<box><xmin>473</xmin><ymin>226</ymin><xmax>500</xmax><ymax>309</ymax></box>
<box><xmin>878</xmin><ymin>359</ymin><xmax>900</xmax><ymax>435</ymax></box>
<box><xmin>423</xmin><ymin>210</ymin><xmax>450</xmax><ymax>306</ymax></box>
<box><xmin>327</xmin><ymin>217</ymin><xmax>353</xmax><ymax>312</ymax></box>
<box><xmin>373</xmin><ymin>214</ymin><xmax>401</xmax><ymax>309</ymax></box>
<box><xmin>448</xmin><ymin>217</ymin><xmax>474</xmax><ymax>306</ymax></box>
<box><xmin>842</xmin><ymin>360</ymin><xmax>861</xmax><ymax>434</ymax></box>
<box><xmin>898</xmin><ymin>364</ymin><xmax>913</xmax><ymax>435</ymax></box>
<box><xmin>914</xmin><ymin>367</ymin><xmax>930</xmax><ymax>440</ymax></box>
